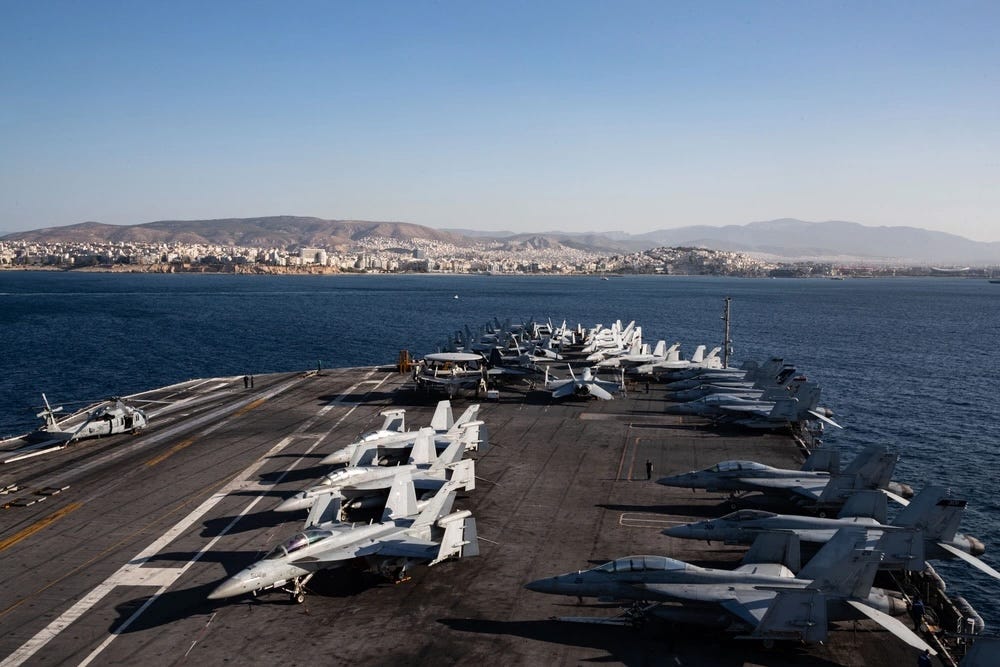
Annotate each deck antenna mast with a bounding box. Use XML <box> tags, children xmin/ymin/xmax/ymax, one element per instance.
<box><xmin>722</xmin><ymin>297</ymin><xmax>733</xmax><ymax>368</ymax></box>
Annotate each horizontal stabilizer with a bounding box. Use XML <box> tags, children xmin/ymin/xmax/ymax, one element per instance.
<box><xmin>845</xmin><ymin>600</ymin><xmax>936</xmax><ymax>655</ymax></box>
<box><xmin>807</xmin><ymin>409</ymin><xmax>842</xmax><ymax>429</ymax></box>
<box><xmin>938</xmin><ymin>542</ymin><xmax>1000</xmax><ymax>580</ymax></box>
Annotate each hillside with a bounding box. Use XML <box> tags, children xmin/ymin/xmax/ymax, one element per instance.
<box><xmin>2</xmin><ymin>216</ymin><xmax>465</xmax><ymax>249</ymax></box>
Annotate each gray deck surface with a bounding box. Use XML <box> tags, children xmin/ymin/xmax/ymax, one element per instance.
<box><xmin>0</xmin><ymin>368</ymin><xmax>933</xmax><ymax>666</ymax></box>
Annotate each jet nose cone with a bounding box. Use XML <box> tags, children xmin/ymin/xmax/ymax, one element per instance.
<box><xmin>524</xmin><ymin>577</ymin><xmax>557</xmax><ymax>595</ymax></box>
<box><xmin>662</xmin><ymin>525</ymin><xmax>693</xmax><ymax>539</ymax></box>
<box><xmin>319</xmin><ymin>452</ymin><xmax>347</xmax><ymax>466</ymax></box>
<box><xmin>208</xmin><ymin>577</ymin><xmax>247</xmax><ymax>601</ymax></box>
<box><xmin>656</xmin><ymin>475</ymin><xmax>686</xmax><ymax>487</ymax></box>
<box><xmin>275</xmin><ymin>493</ymin><xmax>310</xmax><ymax>513</ymax></box>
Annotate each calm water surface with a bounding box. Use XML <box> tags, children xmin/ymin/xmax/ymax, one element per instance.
<box><xmin>1</xmin><ymin>271</ymin><xmax>998</xmax><ymax>623</ymax></box>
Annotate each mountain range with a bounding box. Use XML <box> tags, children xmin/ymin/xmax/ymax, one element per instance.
<box><xmin>4</xmin><ymin>216</ymin><xmax>998</xmax><ymax>264</ymax></box>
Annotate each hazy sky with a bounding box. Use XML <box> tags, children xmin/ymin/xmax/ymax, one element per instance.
<box><xmin>2</xmin><ymin>1</ymin><xmax>998</xmax><ymax>240</ymax></box>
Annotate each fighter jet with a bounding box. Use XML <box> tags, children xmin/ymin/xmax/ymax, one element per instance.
<box><xmin>663</xmin><ymin>486</ymin><xmax>1000</xmax><ymax>580</ymax></box>
<box><xmin>275</xmin><ymin>428</ymin><xmax>475</xmax><ymax>514</ymax></box>
<box><xmin>320</xmin><ymin>402</ymin><xmax>484</xmax><ymax>466</ymax></box>
<box><xmin>657</xmin><ymin>444</ymin><xmax>912</xmax><ymax>511</ymax></box>
<box><xmin>661</xmin><ymin>357</ymin><xmax>788</xmax><ymax>391</ymax></box>
<box><xmin>524</xmin><ymin>528</ymin><xmax>933</xmax><ymax>653</ymax></box>
<box><xmin>666</xmin><ymin>364</ymin><xmax>799</xmax><ymax>402</ymax></box>
<box><xmin>639</xmin><ymin>345</ymin><xmax>724</xmax><ymax>377</ymax></box>
<box><xmin>543</xmin><ymin>365</ymin><xmax>623</xmax><ymax>401</ymax></box>
<box><xmin>208</xmin><ymin>474</ymin><xmax>478</xmax><ymax>603</ymax></box>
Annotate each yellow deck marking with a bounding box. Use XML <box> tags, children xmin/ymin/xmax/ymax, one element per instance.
<box><xmin>0</xmin><ymin>502</ymin><xmax>83</xmax><ymax>552</ymax></box>
<box><xmin>234</xmin><ymin>397</ymin><xmax>267</xmax><ymax>416</ymax></box>
<box><xmin>144</xmin><ymin>438</ymin><xmax>196</xmax><ymax>468</ymax></box>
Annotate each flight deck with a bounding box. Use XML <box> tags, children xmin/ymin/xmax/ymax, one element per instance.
<box><xmin>0</xmin><ymin>367</ymin><xmax>952</xmax><ymax>666</ymax></box>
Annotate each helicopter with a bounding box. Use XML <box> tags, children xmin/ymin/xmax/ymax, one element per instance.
<box><xmin>29</xmin><ymin>393</ymin><xmax>149</xmax><ymax>443</ymax></box>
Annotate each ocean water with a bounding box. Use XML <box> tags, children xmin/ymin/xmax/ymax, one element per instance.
<box><xmin>1</xmin><ymin>271</ymin><xmax>998</xmax><ymax>624</ymax></box>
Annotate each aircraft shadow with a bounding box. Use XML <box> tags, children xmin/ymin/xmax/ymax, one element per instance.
<box><xmin>109</xmin><ymin>568</ymin><xmax>386</xmax><ymax>634</ymax></box>
<box><xmin>597</xmin><ymin>502</ymin><xmax>731</xmax><ymax>517</ymax></box>
<box><xmin>436</xmin><ymin>618</ymin><xmax>842</xmax><ymax>666</ymax></box>
<box><xmin>258</xmin><ymin>466</ymin><xmax>327</xmax><ymax>485</ymax></box>
<box><xmin>199</xmin><ymin>508</ymin><xmax>294</xmax><ymax>538</ymax></box>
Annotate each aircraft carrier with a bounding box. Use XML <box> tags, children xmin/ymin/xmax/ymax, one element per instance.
<box><xmin>0</xmin><ymin>366</ymin><xmax>969</xmax><ymax>666</ymax></box>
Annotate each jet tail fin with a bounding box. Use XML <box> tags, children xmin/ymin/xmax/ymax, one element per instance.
<box><xmin>430</xmin><ymin>400</ymin><xmax>454</xmax><ymax>432</ymax></box>
<box><xmin>752</xmin><ymin>589</ymin><xmax>828</xmax><ymax>644</ymax></box>
<box><xmin>379</xmin><ymin>408</ymin><xmax>406</xmax><ymax>433</ymax></box>
<box><xmin>411</xmin><ymin>480</ymin><xmax>459</xmax><ymax>529</ymax></box>
<box><xmin>381</xmin><ymin>473</ymin><xmax>419</xmax><ymax>522</ymax></box>
<box><xmin>838</xmin><ymin>491</ymin><xmax>888</xmax><ymax>522</ymax></box>
<box><xmin>893</xmin><ymin>485</ymin><xmax>963</xmax><ymax>541</ymax></box>
<box><xmin>798</xmin><ymin>528</ymin><xmax>872</xmax><ymax>595</ymax></box>
<box><xmin>431</xmin><ymin>510</ymin><xmax>479</xmax><ymax>564</ymax></box>
<box><xmin>306</xmin><ymin>491</ymin><xmax>343</xmax><ymax>527</ymax></box>
<box><xmin>876</xmin><ymin>527</ymin><xmax>925</xmax><ymax>571</ymax></box>
<box><xmin>448</xmin><ymin>404</ymin><xmax>480</xmax><ymax>433</ymax></box>
<box><xmin>408</xmin><ymin>428</ymin><xmax>438</xmax><ymax>465</ymax></box>
<box><xmin>444</xmin><ymin>458</ymin><xmax>476</xmax><ymax>491</ymax></box>
<box><xmin>741</xmin><ymin>531</ymin><xmax>801</xmax><ymax>572</ymax></box>
<box><xmin>801</xmin><ymin>448</ymin><xmax>840</xmax><ymax>474</ymax></box>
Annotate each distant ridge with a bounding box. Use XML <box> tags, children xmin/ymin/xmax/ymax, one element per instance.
<box><xmin>452</xmin><ymin>219</ymin><xmax>1000</xmax><ymax>264</ymax></box>
<box><xmin>4</xmin><ymin>216</ymin><xmax>998</xmax><ymax>264</ymax></box>
<box><xmin>2</xmin><ymin>216</ymin><xmax>464</xmax><ymax>249</ymax></box>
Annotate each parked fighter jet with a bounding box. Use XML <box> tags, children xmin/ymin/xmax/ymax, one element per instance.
<box><xmin>275</xmin><ymin>429</ymin><xmax>475</xmax><ymax>514</ymax></box>
<box><xmin>208</xmin><ymin>475</ymin><xmax>478</xmax><ymax>603</ymax></box>
<box><xmin>543</xmin><ymin>366</ymin><xmax>624</xmax><ymax>401</ymax></box>
<box><xmin>666</xmin><ymin>364</ymin><xmax>799</xmax><ymax>402</ymax></box>
<box><xmin>663</xmin><ymin>486</ymin><xmax>1000</xmax><ymax>580</ymax></box>
<box><xmin>636</xmin><ymin>345</ymin><xmax>723</xmax><ymax>377</ymax></box>
<box><xmin>524</xmin><ymin>528</ymin><xmax>933</xmax><ymax>652</ymax></box>
<box><xmin>657</xmin><ymin>444</ymin><xmax>912</xmax><ymax>511</ymax></box>
<box><xmin>30</xmin><ymin>393</ymin><xmax>149</xmax><ymax>443</ymax></box>
<box><xmin>320</xmin><ymin>402</ymin><xmax>483</xmax><ymax>466</ymax></box>
<box><xmin>662</xmin><ymin>357</ymin><xmax>787</xmax><ymax>391</ymax></box>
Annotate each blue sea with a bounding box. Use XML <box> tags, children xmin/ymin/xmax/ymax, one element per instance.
<box><xmin>1</xmin><ymin>271</ymin><xmax>998</xmax><ymax>625</ymax></box>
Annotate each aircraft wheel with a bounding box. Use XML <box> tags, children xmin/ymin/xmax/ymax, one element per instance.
<box><xmin>817</xmin><ymin>510</ymin><xmax>827</xmax><ymax>518</ymax></box>
<box><xmin>762</xmin><ymin>639</ymin><xmax>775</xmax><ymax>650</ymax></box>
<box><xmin>293</xmin><ymin>593</ymin><xmax>305</xmax><ymax>604</ymax></box>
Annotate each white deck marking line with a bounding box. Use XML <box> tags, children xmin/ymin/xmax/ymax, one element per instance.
<box><xmin>618</xmin><ymin>512</ymin><xmax>684</xmax><ymax>528</ymax></box>
<box><xmin>2</xmin><ymin>371</ymin><xmax>387</xmax><ymax>667</ymax></box>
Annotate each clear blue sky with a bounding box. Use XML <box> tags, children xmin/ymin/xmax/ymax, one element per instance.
<box><xmin>2</xmin><ymin>1</ymin><xmax>998</xmax><ymax>240</ymax></box>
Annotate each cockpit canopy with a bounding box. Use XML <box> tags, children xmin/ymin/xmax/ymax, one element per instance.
<box><xmin>264</xmin><ymin>529</ymin><xmax>332</xmax><ymax>560</ymax></box>
<box><xmin>591</xmin><ymin>555</ymin><xmax>685</xmax><ymax>573</ymax></box>
<box><xmin>718</xmin><ymin>509</ymin><xmax>778</xmax><ymax>522</ymax></box>
<box><xmin>709</xmin><ymin>460</ymin><xmax>768</xmax><ymax>473</ymax></box>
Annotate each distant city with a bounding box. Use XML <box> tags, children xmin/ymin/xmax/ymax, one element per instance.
<box><xmin>1</xmin><ymin>237</ymin><xmax>993</xmax><ymax>278</ymax></box>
